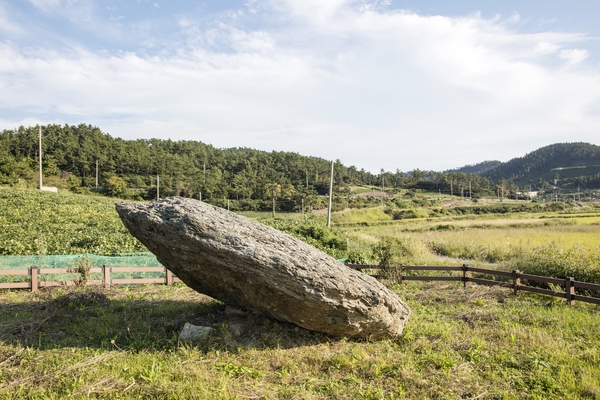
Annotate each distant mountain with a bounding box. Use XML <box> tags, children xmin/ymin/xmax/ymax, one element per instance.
<box><xmin>481</xmin><ymin>142</ymin><xmax>600</xmax><ymax>189</ymax></box>
<box><xmin>449</xmin><ymin>160</ymin><xmax>502</xmax><ymax>175</ymax></box>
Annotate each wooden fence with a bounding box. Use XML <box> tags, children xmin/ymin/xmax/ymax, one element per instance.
<box><xmin>346</xmin><ymin>264</ymin><xmax>600</xmax><ymax>306</ymax></box>
<box><xmin>0</xmin><ymin>265</ymin><xmax>181</xmax><ymax>292</ymax></box>
<box><xmin>1</xmin><ymin>264</ymin><xmax>599</xmax><ymax>306</ymax></box>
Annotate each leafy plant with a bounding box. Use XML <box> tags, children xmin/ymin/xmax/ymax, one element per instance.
<box><xmin>373</xmin><ymin>237</ymin><xmax>398</xmax><ymax>279</ymax></box>
<box><xmin>76</xmin><ymin>253</ymin><xmax>92</xmax><ymax>286</ymax></box>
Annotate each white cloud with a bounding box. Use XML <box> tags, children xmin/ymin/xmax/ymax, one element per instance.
<box><xmin>28</xmin><ymin>0</ymin><xmax>94</xmax><ymax>22</ymax></box>
<box><xmin>1</xmin><ymin>2</ymin><xmax>600</xmax><ymax>171</ymax></box>
<box><xmin>538</xmin><ymin>17</ymin><xmax>557</xmax><ymax>26</ymax></box>
<box><xmin>533</xmin><ymin>41</ymin><xmax>560</xmax><ymax>56</ymax></box>
<box><xmin>0</xmin><ymin>3</ymin><xmax>25</xmax><ymax>35</ymax></box>
<box><xmin>559</xmin><ymin>48</ymin><xmax>589</xmax><ymax>65</ymax></box>
<box><xmin>177</xmin><ymin>17</ymin><xmax>191</xmax><ymax>28</ymax></box>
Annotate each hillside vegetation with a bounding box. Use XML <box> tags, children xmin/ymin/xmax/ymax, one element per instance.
<box><xmin>480</xmin><ymin>142</ymin><xmax>600</xmax><ymax>189</ymax></box>
<box><xmin>5</xmin><ymin>125</ymin><xmax>599</xmax><ymax>208</ymax></box>
<box><xmin>0</xmin><ymin>188</ymin><xmax>349</xmax><ymax>259</ymax></box>
<box><xmin>450</xmin><ymin>160</ymin><xmax>502</xmax><ymax>175</ymax></box>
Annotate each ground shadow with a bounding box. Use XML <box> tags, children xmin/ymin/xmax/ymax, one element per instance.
<box><xmin>0</xmin><ymin>286</ymin><xmax>334</xmax><ymax>352</ymax></box>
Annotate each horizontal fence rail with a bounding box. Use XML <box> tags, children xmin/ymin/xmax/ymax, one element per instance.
<box><xmin>0</xmin><ymin>265</ymin><xmax>182</xmax><ymax>292</ymax></box>
<box><xmin>346</xmin><ymin>263</ymin><xmax>600</xmax><ymax>306</ymax></box>
<box><xmin>2</xmin><ymin>264</ymin><xmax>600</xmax><ymax>307</ymax></box>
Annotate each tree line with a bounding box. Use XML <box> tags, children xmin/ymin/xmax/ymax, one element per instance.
<box><xmin>1</xmin><ymin>124</ymin><xmax>505</xmax><ymax>209</ymax></box>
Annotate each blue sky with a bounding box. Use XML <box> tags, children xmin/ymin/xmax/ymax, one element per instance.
<box><xmin>1</xmin><ymin>0</ymin><xmax>599</xmax><ymax>172</ymax></box>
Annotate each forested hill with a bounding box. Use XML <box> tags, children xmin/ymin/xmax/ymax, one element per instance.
<box><xmin>0</xmin><ymin>124</ymin><xmax>379</xmax><ymax>200</ymax></box>
<box><xmin>481</xmin><ymin>142</ymin><xmax>600</xmax><ymax>189</ymax></box>
<box><xmin>450</xmin><ymin>160</ymin><xmax>502</xmax><ymax>175</ymax></box>
<box><xmin>2</xmin><ymin>125</ymin><xmax>599</xmax><ymax>200</ymax></box>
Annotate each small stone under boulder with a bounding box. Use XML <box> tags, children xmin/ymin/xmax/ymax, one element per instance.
<box><xmin>116</xmin><ymin>197</ymin><xmax>410</xmax><ymax>339</ymax></box>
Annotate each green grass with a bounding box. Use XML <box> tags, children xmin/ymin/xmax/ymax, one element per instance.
<box><xmin>331</xmin><ymin>207</ymin><xmax>393</xmax><ymax>225</ymax></box>
<box><xmin>0</xmin><ymin>188</ymin><xmax>146</xmax><ymax>256</ymax></box>
<box><xmin>343</xmin><ymin>219</ymin><xmax>600</xmax><ymax>283</ymax></box>
<box><xmin>1</xmin><ymin>188</ymin><xmax>600</xmax><ymax>398</ymax></box>
<box><xmin>237</xmin><ymin>210</ymin><xmax>306</xmax><ymax>220</ymax></box>
<box><xmin>1</xmin><ymin>283</ymin><xmax>599</xmax><ymax>399</ymax></box>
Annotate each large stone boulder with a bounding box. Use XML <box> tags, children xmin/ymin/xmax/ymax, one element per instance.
<box><xmin>116</xmin><ymin>197</ymin><xmax>410</xmax><ymax>339</ymax></box>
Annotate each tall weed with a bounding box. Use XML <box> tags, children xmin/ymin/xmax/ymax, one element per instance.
<box><xmin>508</xmin><ymin>242</ymin><xmax>600</xmax><ymax>284</ymax></box>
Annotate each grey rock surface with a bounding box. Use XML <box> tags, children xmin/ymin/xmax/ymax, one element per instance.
<box><xmin>179</xmin><ymin>323</ymin><xmax>213</xmax><ymax>340</ymax></box>
<box><xmin>116</xmin><ymin>197</ymin><xmax>410</xmax><ymax>339</ymax></box>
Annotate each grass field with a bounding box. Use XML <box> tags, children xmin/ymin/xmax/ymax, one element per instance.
<box><xmin>1</xmin><ymin>282</ymin><xmax>599</xmax><ymax>399</ymax></box>
<box><xmin>341</xmin><ymin>216</ymin><xmax>600</xmax><ymax>283</ymax></box>
<box><xmin>1</xmin><ymin>188</ymin><xmax>600</xmax><ymax>398</ymax></box>
<box><xmin>0</xmin><ymin>188</ymin><xmax>146</xmax><ymax>256</ymax></box>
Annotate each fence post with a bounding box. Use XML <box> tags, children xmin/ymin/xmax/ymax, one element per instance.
<box><xmin>565</xmin><ymin>277</ymin><xmax>575</xmax><ymax>305</ymax></box>
<box><xmin>462</xmin><ymin>264</ymin><xmax>469</xmax><ymax>288</ymax></box>
<box><xmin>397</xmin><ymin>265</ymin><xmax>403</xmax><ymax>284</ymax></box>
<box><xmin>30</xmin><ymin>266</ymin><xmax>38</xmax><ymax>293</ymax></box>
<box><xmin>512</xmin><ymin>270</ymin><xmax>521</xmax><ymax>295</ymax></box>
<box><xmin>165</xmin><ymin>268</ymin><xmax>173</xmax><ymax>286</ymax></box>
<box><xmin>103</xmin><ymin>264</ymin><xmax>111</xmax><ymax>287</ymax></box>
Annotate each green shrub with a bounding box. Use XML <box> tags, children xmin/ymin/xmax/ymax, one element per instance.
<box><xmin>346</xmin><ymin>251</ymin><xmax>369</xmax><ymax>264</ymax></box>
<box><xmin>264</xmin><ymin>220</ymin><xmax>348</xmax><ymax>259</ymax></box>
<box><xmin>392</xmin><ymin>208</ymin><xmax>430</xmax><ymax>220</ymax></box>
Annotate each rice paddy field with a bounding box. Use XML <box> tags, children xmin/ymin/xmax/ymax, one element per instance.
<box><xmin>340</xmin><ymin>208</ymin><xmax>600</xmax><ymax>285</ymax></box>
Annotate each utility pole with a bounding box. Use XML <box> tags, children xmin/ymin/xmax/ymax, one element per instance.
<box><xmin>306</xmin><ymin>169</ymin><xmax>308</xmax><ymax>189</ymax></box>
<box><xmin>156</xmin><ymin>174</ymin><xmax>160</xmax><ymax>200</ymax></box>
<box><xmin>38</xmin><ymin>127</ymin><xmax>43</xmax><ymax>190</ymax></box>
<box><xmin>371</xmin><ymin>177</ymin><xmax>375</xmax><ymax>198</ymax></box>
<box><xmin>327</xmin><ymin>161</ymin><xmax>334</xmax><ymax>228</ymax></box>
<box><xmin>381</xmin><ymin>175</ymin><xmax>385</xmax><ymax>206</ymax></box>
<box><xmin>301</xmin><ymin>197</ymin><xmax>304</xmax><ymax>218</ymax></box>
<box><xmin>95</xmin><ymin>159</ymin><xmax>99</xmax><ymax>190</ymax></box>
<box><xmin>469</xmin><ymin>181</ymin><xmax>472</xmax><ymax>200</ymax></box>
<box><xmin>450</xmin><ymin>179</ymin><xmax>453</xmax><ymax>196</ymax></box>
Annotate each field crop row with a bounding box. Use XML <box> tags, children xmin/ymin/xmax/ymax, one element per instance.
<box><xmin>0</xmin><ymin>188</ymin><xmax>146</xmax><ymax>256</ymax></box>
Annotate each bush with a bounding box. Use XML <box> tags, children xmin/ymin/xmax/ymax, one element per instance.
<box><xmin>104</xmin><ymin>176</ymin><xmax>128</xmax><ymax>197</ymax></box>
<box><xmin>264</xmin><ymin>220</ymin><xmax>348</xmax><ymax>259</ymax></box>
<box><xmin>347</xmin><ymin>251</ymin><xmax>369</xmax><ymax>264</ymax></box>
<box><xmin>392</xmin><ymin>208</ymin><xmax>430</xmax><ymax>220</ymax></box>
<box><xmin>67</xmin><ymin>174</ymin><xmax>82</xmax><ymax>192</ymax></box>
<box><xmin>373</xmin><ymin>237</ymin><xmax>397</xmax><ymax>278</ymax></box>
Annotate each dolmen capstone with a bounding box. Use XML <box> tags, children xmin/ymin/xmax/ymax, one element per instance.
<box><xmin>116</xmin><ymin>197</ymin><xmax>410</xmax><ymax>339</ymax></box>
